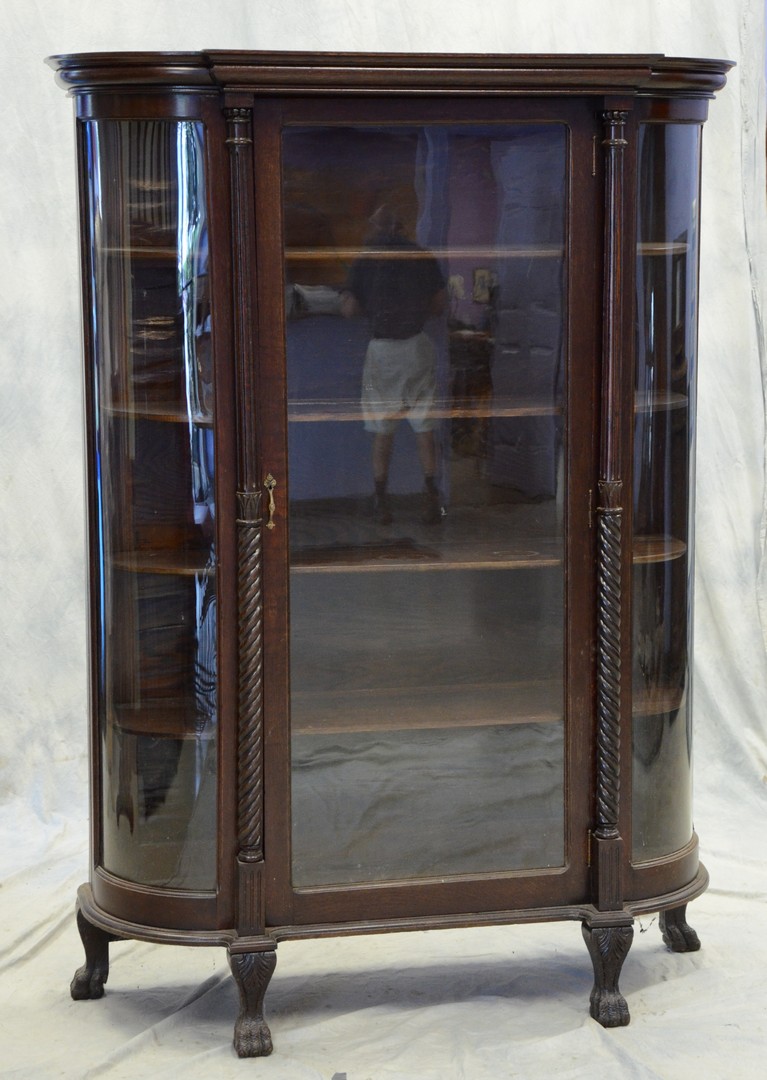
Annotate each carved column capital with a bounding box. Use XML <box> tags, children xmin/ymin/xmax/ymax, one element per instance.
<box><xmin>238</xmin><ymin>489</ymin><xmax>263</xmax><ymax>525</ymax></box>
<box><xmin>598</xmin><ymin>480</ymin><xmax>623</xmax><ymax>511</ymax></box>
<box><xmin>225</xmin><ymin>107</ymin><xmax>253</xmax><ymax>146</ymax></box>
<box><xmin>601</xmin><ymin>109</ymin><xmax>629</xmax><ymax>148</ymax></box>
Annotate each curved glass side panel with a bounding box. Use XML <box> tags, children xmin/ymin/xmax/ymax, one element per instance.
<box><xmin>632</xmin><ymin>123</ymin><xmax>702</xmax><ymax>861</ymax></box>
<box><xmin>282</xmin><ymin>124</ymin><xmax>568</xmax><ymax>887</ymax></box>
<box><xmin>84</xmin><ymin>120</ymin><xmax>217</xmax><ymax>889</ymax></box>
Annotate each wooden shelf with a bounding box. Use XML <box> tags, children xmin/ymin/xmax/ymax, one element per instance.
<box><xmin>633</xmin><ymin>687</ymin><xmax>685</xmax><ymax>718</ymax></box>
<box><xmin>288</xmin><ymin>396</ymin><xmax>561</xmax><ymax>423</ymax></box>
<box><xmin>632</xmin><ymin>535</ymin><xmax>686</xmax><ymax>565</ymax></box>
<box><xmin>291</xmin><ymin>681</ymin><xmax>685</xmax><ymax>735</ymax></box>
<box><xmin>113</xmin><ymin>700</ymin><xmax>216</xmax><ymax>738</ymax></box>
<box><xmin>108</xmin><ymin>534</ymin><xmax>684</xmax><ymax>579</ymax></box>
<box><xmin>104</xmin><ymin>392</ymin><xmax>681</xmax><ymax>427</ymax></box>
<box><xmin>285</xmin><ymin>244</ymin><xmax>564</xmax><ymax>262</ymax></box>
<box><xmin>112</xmin><ymin>550</ymin><xmax>216</xmax><ymax>576</ymax></box>
<box><xmin>292</xmin><ymin>535</ymin><xmax>561</xmax><ymax>573</ymax></box>
<box><xmin>291</xmin><ymin>532</ymin><xmax>685</xmax><ymax>574</ymax></box>
<box><xmin>634</xmin><ymin>391</ymin><xmax>687</xmax><ymax>412</ymax></box>
<box><xmin>637</xmin><ymin>241</ymin><xmax>690</xmax><ymax>255</ymax></box>
<box><xmin>291</xmin><ymin>679</ymin><xmax>562</xmax><ymax>735</ymax></box>
<box><xmin>100</xmin><ymin>246</ymin><xmax>178</xmax><ymax>260</ymax></box>
<box><xmin>107</xmin><ymin>401</ymin><xmax>213</xmax><ymax>426</ymax></box>
<box><xmin>289</xmin><ymin>393</ymin><xmax>684</xmax><ymax>425</ymax></box>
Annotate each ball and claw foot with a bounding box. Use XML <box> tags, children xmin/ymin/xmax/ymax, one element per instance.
<box><xmin>659</xmin><ymin>905</ymin><xmax>701</xmax><ymax>953</ymax></box>
<box><xmin>229</xmin><ymin>948</ymin><xmax>277</xmax><ymax>1059</ymax></box>
<box><xmin>582</xmin><ymin>922</ymin><xmax>634</xmax><ymax>1028</ymax></box>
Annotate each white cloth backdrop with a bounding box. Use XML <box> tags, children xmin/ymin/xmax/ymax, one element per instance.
<box><xmin>1</xmin><ymin>1</ymin><xmax>765</xmax><ymax>1076</ymax></box>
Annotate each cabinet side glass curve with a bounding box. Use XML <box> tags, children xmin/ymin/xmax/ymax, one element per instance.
<box><xmin>632</xmin><ymin>122</ymin><xmax>702</xmax><ymax>862</ymax></box>
<box><xmin>84</xmin><ymin>119</ymin><xmax>218</xmax><ymax>890</ymax></box>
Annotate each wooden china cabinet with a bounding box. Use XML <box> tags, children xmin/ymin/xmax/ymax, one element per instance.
<box><xmin>49</xmin><ymin>51</ymin><xmax>731</xmax><ymax>1056</ymax></box>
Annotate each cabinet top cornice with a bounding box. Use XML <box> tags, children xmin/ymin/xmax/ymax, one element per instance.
<box><xmin>46</xmin><ymin>51</ymin><xmax>733</xmax><ymax>97</ymax></box>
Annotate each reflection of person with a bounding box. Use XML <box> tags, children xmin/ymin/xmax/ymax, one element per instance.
<box><xmin>340</xmin><ymin>205</ymin><xmax>446</xmax><ymax>524</ymax></box>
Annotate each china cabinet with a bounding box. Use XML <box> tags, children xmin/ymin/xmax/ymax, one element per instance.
<box><xmin>49</xmin><ymin>51</ymin><xmax>731</xmax><ymax>1056</ymax></box>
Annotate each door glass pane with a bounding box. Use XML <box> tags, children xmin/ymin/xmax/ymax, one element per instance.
<box><xmin>632</xmin><ymin>123</ymin><xmax>701</xmax><ymax>861</ymax></box>
<box><xmin>283</xmin><ymin>125</ymin><xmax>567</xmax><ymax>886</ymax></box>
<box><xmin>85</xmin><ymin>120</ymin><xmax>217</xmax><ymax>889</ymax></box>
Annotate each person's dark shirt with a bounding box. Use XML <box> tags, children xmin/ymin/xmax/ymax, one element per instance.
<box><xmin>344</xmin><ymin>237</ymin><xmax>445</xmax><ymax>340</ymax></box>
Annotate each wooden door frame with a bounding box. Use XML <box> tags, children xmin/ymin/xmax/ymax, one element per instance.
<box><xmin>248</xmin><ymin>95</ymin><xmax>603</xmax><ymax>929</ymax></box>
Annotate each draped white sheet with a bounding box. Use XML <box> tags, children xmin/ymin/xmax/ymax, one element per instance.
<box><xmin>1</xmin><ymin>1</ymin><xmax>765</xmax><ymax>1075</ymax></box>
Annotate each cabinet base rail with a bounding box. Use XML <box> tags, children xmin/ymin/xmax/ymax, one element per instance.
<box><xmin>71</xmin><ymin>868</ymin><xmax>707</xmax><ymax>1056</ymax></box>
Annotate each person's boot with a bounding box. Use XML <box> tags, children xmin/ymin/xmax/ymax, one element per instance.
<box><xmin>373</xmin><ymin>479</ymin><xmax>392</xmax><ymax>525</ymax></box>
<box><xmin>422</xmin><ymin>476</ymin><xmax>441</xmax><ymax>524</ymax></box>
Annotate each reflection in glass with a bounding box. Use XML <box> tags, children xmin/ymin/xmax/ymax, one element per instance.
<box><xmin>85</xmin><ymin>120</ymin><xmax>217</xmax><ymax>889</ymax></box>
<box><xmin>632</xmin><ymin>123</ymin><xmax>702</xmax><ymax>861</ymax></box>
<box><xmin>283</xmin><ymin>125</ymin><xmax>568</xmax><ymax>887</ymax></box>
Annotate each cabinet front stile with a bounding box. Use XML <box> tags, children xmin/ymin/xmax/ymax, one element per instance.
<box><xmin>591</xmin><ymin>102</ymin><xmax>636</xmax><ymax>917</ymax></box>
<box><xmin>223</xmin><ymin>95</ymin><xmax>283</xmax><ymax>938</ymax></box>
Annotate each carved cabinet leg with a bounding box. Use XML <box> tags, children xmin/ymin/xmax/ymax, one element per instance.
<box><xmin>228</xmin><ymin>948</ymin><xmax>277</xmax><ymax>1058</ymax></box>
<box><xmin>70</xmin><ymin>907</ymin><xmax>118</xmax><ymax>1000</ymax></box>
<box><xmin>659</xmin><ymin>904</ymin><xmax>701</xmax><ymax>952</ymax></box>
<box><xmin>581</xmin><ymin>922</ymin><xmax>634</xmax><ymax>1027</ymax></box>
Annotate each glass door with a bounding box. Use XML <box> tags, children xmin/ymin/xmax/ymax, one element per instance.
<box><xmin>263</xmin><ymin>103</ymin><xmax>597</xmax><ymax>922</ymax></box>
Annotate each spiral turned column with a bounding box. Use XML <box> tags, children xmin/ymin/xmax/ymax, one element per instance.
<box><xmin>226</xmin><ymin>104</ymin><xmax>267</xmax><ymax>933</ymax></box>
<box><xmin>595</xmin><ymin>481</ymin><xmax>622</xmax><ymax>842</ymax></box>
<box><xmin>593</xmin><ymin>479</ymin><xmax>625</xmax><ymax>911</ymax></box>
<box><xmin>237</xmin><ymin>490</ymin><xmax>265</xmax><ymax>861</ymax></box>
<box><xmin>592</xmin><ymin>108</ymin><xmax>630</xmax><ymax>912</ymax></box>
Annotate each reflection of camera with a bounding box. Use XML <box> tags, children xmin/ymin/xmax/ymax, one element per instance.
<box><xmin>285</xmin><ymin>283</ymin><xmax>343</xmax><ymax>319</ymax></box>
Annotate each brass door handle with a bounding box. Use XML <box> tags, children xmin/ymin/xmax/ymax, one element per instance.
<box><xmin>264</xmin><ymin>474</ymin><xmax>277</xmax><ymax>529</ymax></box>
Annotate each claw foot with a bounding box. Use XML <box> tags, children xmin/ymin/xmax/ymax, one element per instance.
<box><xmin>229</xmin><ymin>948</ymin><xmax>277</xmax><ymax>1058</ymax></box>
<box><xmin>659</xmin><ymin>905</ymin><xmax>701</xmax><ymax>953</ymax></box>
<box><xmin>589</xmin><ymin>985</ymin><xmax>630</xmax><ymax>1027</ymax></box>
<box><xmin>71</xmin><ymin>907</ymin><xmax>116</xmax><ymax>1001</ymax></box>
<box><xmin>234</xmin><ymin>1015</ymin><xmax>273</xmax><ymax>1058</ymax></box>
<box><xmin>70</xmin><ymin>962</ymin><xmax>107</xmax><ymax>1000</ymax></box>
<box><xmin>582</xmin><ymin>922</ymin><xmax>634</xmax><ymax>1028</ymax></box>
